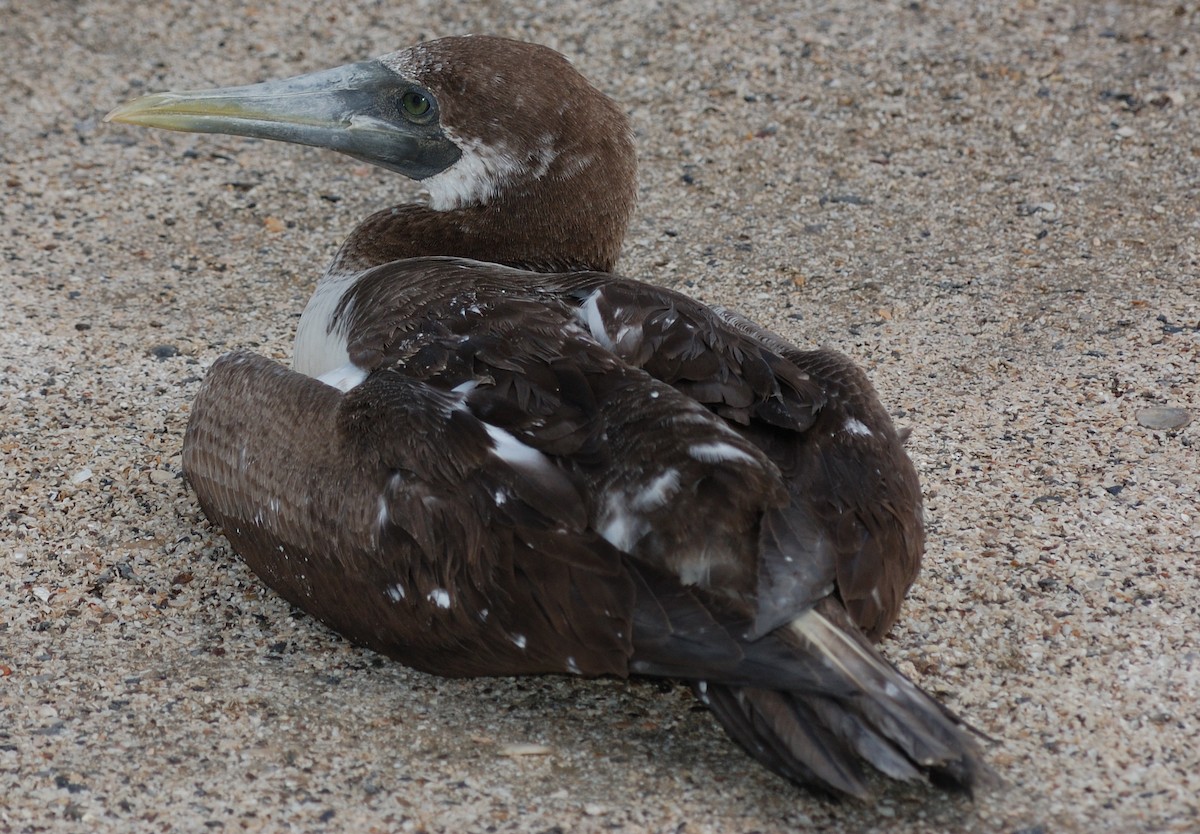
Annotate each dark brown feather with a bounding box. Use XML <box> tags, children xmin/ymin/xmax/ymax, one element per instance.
<box><xmin>185</xmin><ymin>351</ymin><xmax>635</xmax><ymax>678</ymax></box>
<box><xmin>161</xmin><ymin>35</ymin><xmax>985</xmax><ymax>800</ymax></box>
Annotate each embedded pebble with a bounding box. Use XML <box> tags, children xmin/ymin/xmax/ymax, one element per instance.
<box><xmin>1135</xmin><ymin>407</ymin><xmax>1193</xmax><ymax>431</ymax></box>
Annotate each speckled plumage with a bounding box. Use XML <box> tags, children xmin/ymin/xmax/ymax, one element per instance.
<box><xmin>110</xmin><ymin>34</ymin><xmax>988</xmax><ymax>799</ymax></box>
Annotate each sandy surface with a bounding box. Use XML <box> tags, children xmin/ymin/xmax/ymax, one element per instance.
<box><xmin>2</xmin><ymin>0</ymin><xmax>1198</xmax><ymax>831</ymax></box>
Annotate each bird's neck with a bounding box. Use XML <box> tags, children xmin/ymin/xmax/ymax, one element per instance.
<box><xmin>294</xmin><ymin>185</ymin><xmax>633</xmax><ymax>379</ymax></box>
<box><xmin>327</xmin><ymin>195</ymin><xmax>627</xmax><ymax>277</ymax></box>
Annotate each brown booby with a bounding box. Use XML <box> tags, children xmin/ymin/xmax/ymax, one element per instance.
<box><xmin>107</xmin><ymin>35</ymin><xmax>988</xmax><ymax>798</ymax></box>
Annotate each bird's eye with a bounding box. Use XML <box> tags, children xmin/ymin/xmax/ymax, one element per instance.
<box><xmin>401</xmin><ymin>90</ymin><xmax>432</xmax><ymax>119</ymax></box>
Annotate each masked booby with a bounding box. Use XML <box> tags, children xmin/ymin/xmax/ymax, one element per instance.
<box><xmin>107</xmin><ymin>35</ymin><xmax>989</xmax><ymax>798</ymax></box>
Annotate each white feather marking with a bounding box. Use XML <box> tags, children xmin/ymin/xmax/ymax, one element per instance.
<box><xmin>598</xmin><ymin>490</ymin><xmax>644</xmax><ymax>552</ymax></box>
<box><xmin>790</xmin><ymin>609</ymin><xmax>922</xmax><ymax>705</ymax></box>
<box><xmin>688</xmin><ymin>442</ymin><xmax>759</xmax><ymax>466</ymax></box>
<box><xmin>479</xmin><ymin>608</ymin><xmax>490</xmax><ymax>622</ymax></box>
<box><xmin>375</xmin><ymin>495</ymin><xmax>389</xmax><ymax>529</ymax></box>
<box><xmin>677</xmin><ymin>558</ymin><xmax>715</xmax><ymax>587</ymax></box>
<box><xmin>484</xmin><ymin>423</ymin><xmax>551</xmax><ymax>471</ymax></box>
<box><xmin>599</xmin><ymin>513</ymin><xmax>637</xmax><ymax>551</ymax></box>
<box><xmin>566</xmin><ymin>656</ymin><xmax>581</xmax><ymax>675</ymax></box>
<box><xmin>511</xmin><ymin>633</ymin><xmax>527</xmax><ymax>649</ymax></box>
<box><xmin>420</xmin><ymin>128</ymin><xmax>554</xmax><ymax>211</ymax></box>
<box><xmin>294</xmin><ymin>274</ymin><xmax>355</xmax><ymax>379</ymax></box>
<box><xmin>386</xmin><ymin>583</ymin><xmax>406</xmax><ymax>602</ymax></box>
<box><xmin>428</xmin><ymin>588</ymin><xmax>451</xmax><ymax>609</ymax></box>
<box><xmin>316</xmin><ymin>363</ymin><xmax>368</xmax><ymax>392</ymax></box>
<box><xmin>529</xmin><ymin>133</ymin><xmax>559</xmax><ymax>179</ymax></box>
<box><xmin>631</xmin><ymin>469</ymin><xmax>680</xmax><ymax>511</ymax></box>
<box><xmin>577</xmin><ymin>290</ymin><xmax>614</xmax><ymax>349</ymax></box>
<box><xmin>843</xmin><ymin>417</ymin><xmax>874</xmax><ymax>437</ymax></box>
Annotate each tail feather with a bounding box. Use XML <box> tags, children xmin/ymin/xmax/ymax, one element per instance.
<box><xmin>700</xmin><ymin>682</ymin><xmax>870</xmax><ymax>798</ymax></box>
<box><xmin>698</xmin><ymin>605</ymin><xmax>989</xmax><ymax>798</ymax></box>
<box><xmin>790</xmin><ymin>608</ymin><xmax>968</xmax><ymax>768</ymax></box>
<box><xmin>694</xmin><ymin>683</ymin><xmax>812</xmax><ymax>787</ymax></box>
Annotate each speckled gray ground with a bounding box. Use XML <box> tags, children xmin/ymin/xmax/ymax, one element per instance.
<box><xmin>3</xmin><ymin>1</ymin><xmax>1198</xmax><ymax>831</ymax></box>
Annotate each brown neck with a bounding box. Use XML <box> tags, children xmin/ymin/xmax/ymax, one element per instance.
<box><xmin>330</xmin><ymin>131</ymin><xmax>637</xmax><ymax>277</ymax></box>
<box><xmin>329</xmin><ymin>201</ymin><xmax>620</xmax><ymax>276</ymax></box>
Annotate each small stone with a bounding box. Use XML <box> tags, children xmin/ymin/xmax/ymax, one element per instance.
<box><xmin>149</xmin><ymin>469</ymin><xmax>175</xmax><ymax>485</ymax></box>
<box><xmin>1135</xmin><ymin>407</ymin><xmax>1192</xmax><ymax>431</ymax></box>
<box><xmin>71</xmin><ymin>467</ymin><xmax>93</xmax><ymax>484</ymax></box>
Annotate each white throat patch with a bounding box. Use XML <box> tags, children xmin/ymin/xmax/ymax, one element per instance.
<box><xmin>421</xmin><ymin>127</ymin><xmax>558</xmax><ymax>211</ymax></box>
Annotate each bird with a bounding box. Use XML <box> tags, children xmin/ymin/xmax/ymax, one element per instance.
<box><xmin>106</xmin><ymin>34</ymin><xmax>989</xmax><ymax>799</ymax></box>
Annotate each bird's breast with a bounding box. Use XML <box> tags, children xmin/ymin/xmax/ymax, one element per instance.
<box><xmin>293</xmin><ymin>274</ymin><xmax>359</xmax><ymax>388</ymax></box>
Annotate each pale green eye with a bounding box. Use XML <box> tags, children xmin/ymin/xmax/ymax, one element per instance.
<box><xmin>401</xmin><ymin>90</ymin><xmax>431</xmax><ymax>118</ymax></box>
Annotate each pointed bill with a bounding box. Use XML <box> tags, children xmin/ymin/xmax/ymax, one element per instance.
<box><xmin>106</xmin><ymin>60</ymin><xmax>460</xmax><ymax>179</ymax></box>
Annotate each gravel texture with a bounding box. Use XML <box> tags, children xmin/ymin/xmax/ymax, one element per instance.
<box><xmin>2</xmin><ymin>1</ymin><xmax>1198</xmax><ymax>831</ymax></box>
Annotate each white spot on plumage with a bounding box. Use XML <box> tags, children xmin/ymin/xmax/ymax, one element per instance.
<box><xmin>578</xmin><ymin>290</ymin><xmax>614</xmax><ymax>349</ymax></box>
<box><xmin>386</xmin><ymin>583</ymin><xmax>406</xmax><ymax>602</ymax></box>
<box><xmin>631</xmin><ymin>469</ymin><xmax>680</xmax><ymax>511</ymax></box>
<box><xmin>530</xmin><ymin>134</ymin><xmax>559</xmax><ymax>179</ymax></box>
<box><xmin>479</xmin><ymin>608</ymin><xmax>490</xmax><ymax>622</ymax></box>
<box><xmin>598</xmin><ymin>490</ymin><xmax>645</xmax><ymax>552</ymax></box>
<box><xmin>566</xmin><ymin>656</ymin><xmax>581</xmax><ymax>674</ymax></box>
<box><xmin>843</xmin><ymin>417</ymin><xmax>874</xmax><ymax>437</ymax></box>
<box><xmin>688</xmin><ymin>441</ymin><xmax>759</xmax><ymax>466</ymax></box>
<box><xmin>428</xmin><ymin>588</ymin><xmax>451</xmax><ymax>609</ymax></box>
<box><xmin>561</xmin><ymin>151</ymin><xmax>595</xmax><ymax>177</ymax></box>
<box><xmin>420</xmin><ymin>129</ymin><xmax>552</xmax><ymax>211</ymax></box>
<box><xmin>511</xmin><ymin>633</ymin><xmax>527</xmax><ymax>649</ymax></box>
<box><xmin>677</xmin><ymin>557</ymin><xmax>717</xmax><ymax>587</ymax></box>
<box><xmin>483</xmin><ymin>423</ymin><xmax>551</xmax><ymax>471</ymax></box>
<box><xmin>375</xmin><ymin>495</ymin><xmax>389</xmax><ymax>529</ymax></box>
<box><xmin>598</xmin><ymin>467</ymin><xmax>682</xmax><ymax>551</ymax></box>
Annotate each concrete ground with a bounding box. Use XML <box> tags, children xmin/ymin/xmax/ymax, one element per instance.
<box><xmin>2</xmin><ymin>0</ymin><xmax>1197</xmax><ymax>831</ymax></box>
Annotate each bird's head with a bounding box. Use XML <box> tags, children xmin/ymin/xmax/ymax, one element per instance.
<box><xmin>107</xmin><ymin>36</ymin><xmax>637</xmax><ymax>271</ymax></box>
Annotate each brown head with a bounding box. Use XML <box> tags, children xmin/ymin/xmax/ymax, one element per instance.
<box><xmin>107</xmin><ymin>36</ymin><xmax>637</xmax><ymax>272</ymax></box>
